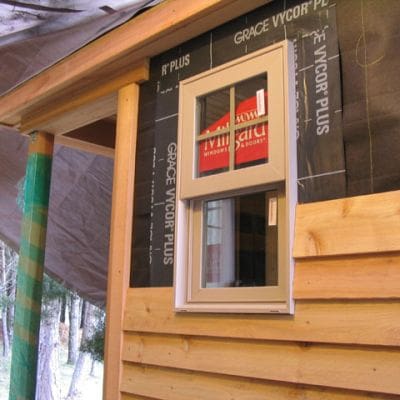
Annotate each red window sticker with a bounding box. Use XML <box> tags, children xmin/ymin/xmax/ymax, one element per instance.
<box><xmin>198</xmin><ymin>92</ymin><xmax>268</xmax><ymax>174</ymax></box>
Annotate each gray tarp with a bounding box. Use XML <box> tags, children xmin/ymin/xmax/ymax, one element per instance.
<box><xmin>0</xmin><ymin>0</ymin><xmax>160</xmax><ymax>94</ymax></box>
<box><xmin>0</xmin><ymin>0</ymin><xmax>160</xmax><ymax>304</ymax></box>
<box><xmin>0</xmin><ymin>128</ymin><xmax>113</xmax><ymax>304</ymax></box>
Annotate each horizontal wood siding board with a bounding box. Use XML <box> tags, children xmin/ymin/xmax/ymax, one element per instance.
<box><xmin>121</xmin><ymin>394</ymin><xmax>157</xmax><ymax>400</ymax></box>
<box><xmin>122</xmin><ymin>332</ymin><xmax>400</xmax><ymax>395</ymax></box>
<box><xmin>293</xmin><ymin>191</ymin><xmax>400</xmax><ymax>258</ymax></box>
<box><xmin>123</xmin><ymin>288</ymin><xmax>400</xmax><ymax>347</ymax></box>
<box><xmin>121</xmin><ymin>363</ymin><xmax>396</xmax><ymax>400</ymax></box>
<box><xmin>294</xmin><ymin>253</ymin><xmax>400</xmax><ymax>299</ymax></box>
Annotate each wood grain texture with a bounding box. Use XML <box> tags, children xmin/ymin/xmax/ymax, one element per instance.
<box><xmin>121</xmin><ymin>363</ymin><xmax>396</xmax><ymax>400</ymax></box>
<box><xmin>104</xmin><ymin>84</ymin><xmax>139</xmax><ymax>400</ymax></box>
<box><xmin>64</xmin><ymin>119</ymin><xmax>116</xmax><ymax>148</ymax></box>
<box><xmin>120</xmin><ymin>191</ymin><xmax>400</xmax><ymax>397</ymax></box>
<box><xmin>293</xmin><ymin>191</ymin><xmax>400</xmax><ymax>257</ymax></box>
<box><xmin>20</xmin><ymin>64</ymin><xmax>148</xmax><ymax>135</ymax></box>
<box><xmin>56</xmin><ymin>117</ymin><xmax>116</xmax><ymax>156</ymax></box>
<box><xmin>23</xmin><ymin>92</ymin><xmax>118</xmax><ymax>136</ymax></box>
<box><xmin>55</xmin><ymin>136</ymin><xmax>115</xmax><ymax>158</ymax></box>
<box><xmin>122</xmin><ymin>394</ymin><xmax>156</xmax><ymax>400</ymax></box>
<box><xmin>123</xmin><ymin>288</ymin><xmax>400</xmax><ymax>347</ymax></box>
<box><xmin>122</xmin><ymin>333</ymin><xmax>400</xmax><ymax>395</ymax></box>
<box><xmin>294</xmin><ymin>253</ymin><xmax>400</xmax><ymax>299</ymax></box>
<box><xmin>0</xmin><ymin>0</ymin><xmax>269</xmax><ymax>127</ymax></box>
<box><xmin>29</xmin><ymin>130</ymin><xmax>54</xmax><ymax>155</ymax></box>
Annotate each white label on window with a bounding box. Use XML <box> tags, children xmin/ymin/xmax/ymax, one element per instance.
<box><xmin>268</xmin><ymin>197</ymin><xmax>277</xmax><ymax>226</ymax></box>
<box><xmin>256</xmin><ymin>89</ymin><xmax>265</xmax><ymax>116</ymax></box>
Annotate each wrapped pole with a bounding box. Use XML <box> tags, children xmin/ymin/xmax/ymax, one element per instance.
<box><xmin>9</xmin><ymin>132</ymin><xmax>54</xmax><ymax>400</ymax></box>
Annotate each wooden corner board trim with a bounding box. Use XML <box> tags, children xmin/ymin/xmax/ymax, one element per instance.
<box><xmin>103</xmin><ymin>83</ymin><xmax>139</xmax><ymax>400</ymax></box>
<box><xmin>0</xmin><ymin>0</ymin><xmax>269</xmax><ymax>126</ymax></box>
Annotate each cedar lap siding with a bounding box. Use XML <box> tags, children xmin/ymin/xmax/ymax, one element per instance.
<box><xmin>0</xmin><ymin>1</ymin><xmax>399</xmax><ymax>399</ymax></box>
<box><xmin>122</xmin><ymin>191</ymin><xmax>400</xmax><ymax>400</ymax></box>
<box><xmin>124</xmin><ymin>1</ymin><xmax>400</xmax><ymax>399</ymax></box>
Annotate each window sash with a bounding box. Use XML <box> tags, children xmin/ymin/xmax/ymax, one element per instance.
<box><xmin>188</xmin><ymin>186</ymin><xmax>288</xmax><ymax>303</ymax></box>
<box><xmin>179</xmin><ymin>44</ymin><xmax>288</xmax><ymax>200</ymax></box>
<box><xmin>174</xmin><ymin>40</ymin><xmax>296</xmax><ymax>314</ymax></box>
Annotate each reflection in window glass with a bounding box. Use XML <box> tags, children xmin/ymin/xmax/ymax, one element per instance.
<box><xmin>197</xmin><ymin>87</ymin><xmax>231</xmax><ymax>177</ymax></box>
<box><xmin>196</xmin><ymin>73</ymin><xmax>268</xmax><ymax>177</ymax></box>
<box><xmin>202</xmin><ymin>190</ymin><xmax>278</xmax><ymax>288</ymax></box>
<box><xmin>234</xmin><ymin>73</ymin><xmax>268</xmax><ymax>170</ymax></box>
<box><xmin>198</xmin><ymin>88</ymin><xmax>230</xmax><ymax>133</ymax></box>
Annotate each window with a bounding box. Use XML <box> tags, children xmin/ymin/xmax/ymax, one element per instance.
<box><xmin>174</xmin><ymin>41</ymin><xmax>296</xmax><ymax>313</ymax></box>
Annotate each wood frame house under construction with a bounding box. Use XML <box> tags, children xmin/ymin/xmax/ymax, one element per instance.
<box><xmin>1</xmin><ymin>0</ymin><xmax>400</xmax><ymax>399</ymax></box>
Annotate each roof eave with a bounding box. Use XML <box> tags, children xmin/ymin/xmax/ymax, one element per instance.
<box><xmin>0</xmin><ymin>0</ymin><xmax>269</xmax><ymax>133</ymax></box>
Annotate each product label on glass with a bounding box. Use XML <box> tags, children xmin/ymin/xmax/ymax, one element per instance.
<box><xmin>198</xmin><ymin>93</ymin><xmax>268</xmax><ymax>173</ymax></box>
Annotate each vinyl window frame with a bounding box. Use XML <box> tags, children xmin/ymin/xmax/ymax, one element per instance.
<box><xmin>174</xmin><ymin>40</ymin><xmax>297</xmax><ymax>314</ymax></box>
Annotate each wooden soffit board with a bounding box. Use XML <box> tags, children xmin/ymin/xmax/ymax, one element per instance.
<box><xmin>20</xmin><ymin>62</ymin><xmax>148</xmax><ymax>137</ymax></box>
<box><xmin>0</xmin><ymin>0</ymin><xmax>269</xmax><ymax>133</ymax></box>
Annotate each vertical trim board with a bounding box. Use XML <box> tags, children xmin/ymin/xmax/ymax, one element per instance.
<box><xmin>104</xmin><ymin>83</ymin><xmax>140</xmax><ymax>400</ymax></box>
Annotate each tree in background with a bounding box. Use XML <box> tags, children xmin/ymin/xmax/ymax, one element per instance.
<box><xmin>0</xmin><ymin>241</ymin><xmax>18</xmax><ymax>358</ymax></box>
<box><xmin>36</xmin><ymin>275</ymin><xmax>67</xmax><ymax>400</ymax></box>
<box><xmin>66</xmin><ymin>301</ymin><xmax>97</xmax><ymax>400</ymax></box>
<box><xmin>82</xmin><ymin>307</ymin><xmax>105</xmax><ymax>376</ymax></box>
<box><xmin>0</xmin><ymin>239</ymin><xmax>106</xmax><ymax>399</ymax></box>
<box><xmin>67</xmin><ymin>292</ymin><xmax>81</xmax><ymax>365</ymax></box>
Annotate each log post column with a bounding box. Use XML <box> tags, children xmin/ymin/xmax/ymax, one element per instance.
<box><xmin>9</xmin><ymin>131</ymin><xmax>54</xmax><ymax>400</ymax></box>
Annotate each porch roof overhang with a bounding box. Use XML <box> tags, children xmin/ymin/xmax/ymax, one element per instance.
<box><xmin>0</xmin><ymin>0</ymin><xmax>269</xmax><ymax>139</ymax></box>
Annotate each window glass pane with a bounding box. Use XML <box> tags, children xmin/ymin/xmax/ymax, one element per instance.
<box><xmin>202</xmin><ymin>190</ymin><xmax>278</xmax><ymax>288</ymax></box>
<box><xmin>197</xmin><ymin>134</ymin><xmax>230</xmax><ymax>177</ymax></box>
<box><xmin>197</xmin><ymin>87</ymin><xmax>230</xmax><ymax>177</ymax></box>
<box><xmin>234</xmin><ymin>73</ymin><xmax>268</xmax><ymax>170</ymax></box>
<box><xmin>196</xmin><ymin>74</ymin><xmax>269</xmax><ymax>178</ymax></box>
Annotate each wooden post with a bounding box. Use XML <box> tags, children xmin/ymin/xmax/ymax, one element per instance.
<box><xmin>9</xmin><ymin>131</ymin><xmax>54</xmax><ymax>400</ymax></box>
<box><xmin>103</xmin><ymin>83</ymin><xmax>139</xmax><ymax>400</ymax></box>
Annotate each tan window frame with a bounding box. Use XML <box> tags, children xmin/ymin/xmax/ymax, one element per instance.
<box><xmin>174</xmin><ymin>40</ymin><xmax>297</xmax><ymax>314</ymax></box>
